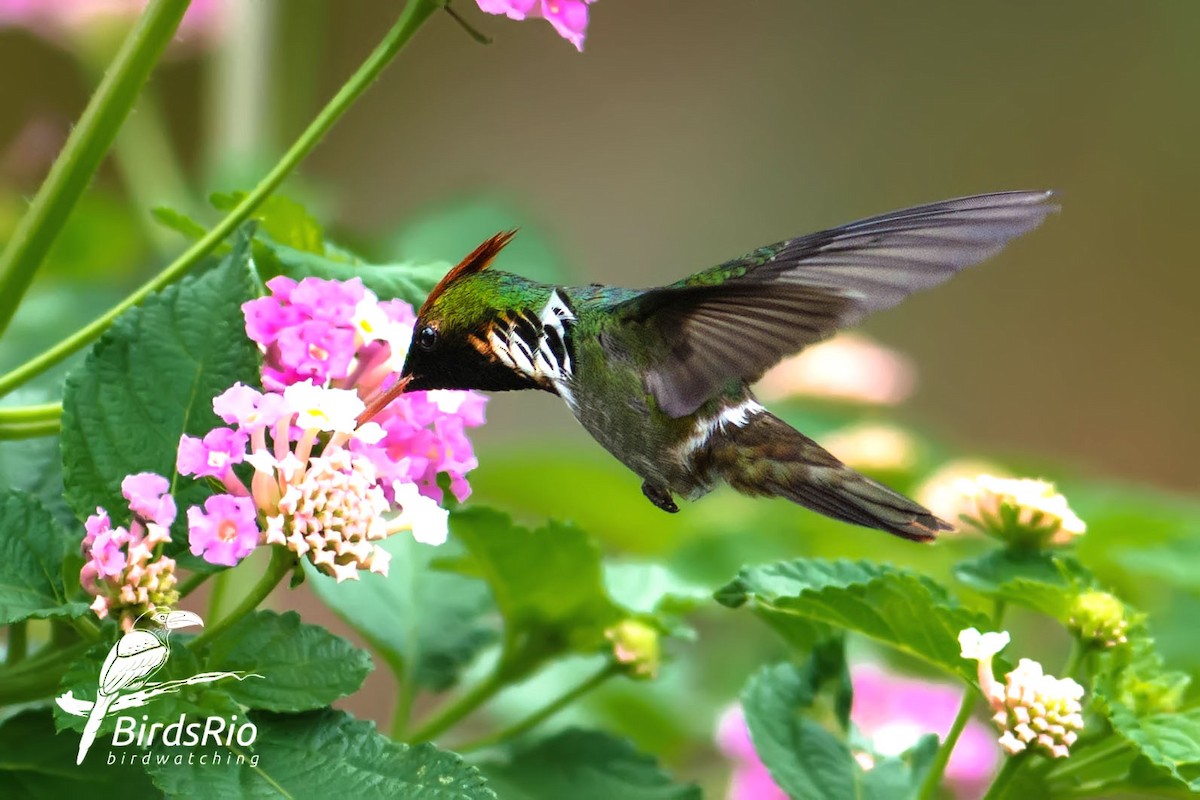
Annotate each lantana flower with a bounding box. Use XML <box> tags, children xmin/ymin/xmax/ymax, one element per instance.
<box><xmin>605</xmin><ymin>619</ymin><xmax>661</xmax><ymax>679</ymax></box>
<box><xmin>80</xmin><ymin>473</ymin><xmax>180</xmax><ymax>631</ymax></box>
<box><xmin>475</xmin><ymin>0</ymin><xmax>597</xmax><ymax>52</ymax></box>
<box><xmin>952</xmin><ymin>475</ymin><xmax>1086</xmax><ymax>548</ymax></box>
<box><xmin>822</xmin><ymin>423</ymin><xmax>919</xmax><ymax>473</ymax></box>
<box><xmin>178</xmin><ymin>277</ymin><xmax>484</xmax><ymax>580</ymax></box>
<box><xmin>754</xmin><ymin>332</ymin><xmax>916</xmax><ymax>406</ymax></box>
<box><xmin>717</xmin><ymin>664</ymin><xmax>999</xmax><ymax>800</ymax></box>
<box><xmin>959</xmin><ymin>628</ymin><xmax>1085</xmax><ymax>759</ymax></box>
<box><xmin>0</xmin><ymin>0</ymin><xmax>220</xmax><ymax>51</ymax></box>
<box><xmin>913</xmin><ymin>460</ymin><xmax>1010</xmax><ymax>530</ymax></box>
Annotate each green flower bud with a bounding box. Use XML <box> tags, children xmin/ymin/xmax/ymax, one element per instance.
<box><xmin>1069</xmin><ymin>591</ymin><xmax>1130</xmax><ymax>648</ymax></box>
<box><xmin>605</xmin><ymin>619</ymin><xmax>660</xmax><ymax>679</ymax></box>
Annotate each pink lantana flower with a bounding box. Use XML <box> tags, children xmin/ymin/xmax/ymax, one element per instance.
<box><xmin>187</xmin><ymin>494</ymin><xmax>259</xmax><ymax>567</ymax></box>
<box><xmin>0</xmin><ymin>0</ymin><xmax>220</xmax><ymax>51</ymax></box>
<box><xmin>475</xmin><ymin>0</ymin><xmax>597</xmax><ymax>52</ymax></box>
<box><xmin>80</xmin><ymin>474</ymin><xmax>179</xmax><ymax>631</ymax></box>
<box><xmin>717</xmin><ymin>665</ymin><xmax>1000</xmax><ymax>800</ymax></box>
<box><xmin>177</xmin><ymin>427</ymin><xmax>248</xmax><ymax>480</ymax></box>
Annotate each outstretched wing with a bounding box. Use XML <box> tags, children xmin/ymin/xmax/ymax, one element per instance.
<box><xmin>612</xmin><ymin>191</ymin><xmax>1058</xmax><ymax>417</ymax></box>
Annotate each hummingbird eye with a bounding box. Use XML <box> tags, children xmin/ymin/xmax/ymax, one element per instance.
<box><xmin>415</xmin><ymin>325</ymin><xmax>438</xmax><ymax>351</ymax></box>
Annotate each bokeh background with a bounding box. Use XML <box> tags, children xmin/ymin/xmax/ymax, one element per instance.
<box><xmin>2</xmin><ymin>1</ymin><xmax>1198</xmax><ymax>794</ymax></box>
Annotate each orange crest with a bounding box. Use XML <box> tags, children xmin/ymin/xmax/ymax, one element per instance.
<box><xmin>418</xmin><ymin>230</ymin><xmax>517</xmax><ymax>317</ymax></box>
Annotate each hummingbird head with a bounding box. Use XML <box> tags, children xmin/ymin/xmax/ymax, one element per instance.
<box><xmin>400</xmin><ymin>231</ymin><xmax>542</xmax><ymax>393</ymax></box>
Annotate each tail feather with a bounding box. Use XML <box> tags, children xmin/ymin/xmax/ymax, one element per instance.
<box><xmin>708</xmin><ymin>410</ymin><xmax>950</xmax><ymax>542</ymax></box>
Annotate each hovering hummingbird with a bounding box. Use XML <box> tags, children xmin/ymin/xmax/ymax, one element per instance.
<box><xmin>393</xmin><ymin>191</ymin><xmax>1057</xmax><ymax>541</ymax></box>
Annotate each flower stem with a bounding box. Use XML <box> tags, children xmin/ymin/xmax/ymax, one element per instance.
<box><xmin>993</xmin><ymin>599</ymin><xmax>1008</xmax><ymax>626</ymax></box>
<box><xmin>1061</xmin><ymin>639</ymin><xmax>1087</xmax><ymax>679</ymax></box>
<box><xmin>406</xmin><ymin>666</ymin><xmax>510</xmax><ymax>744</ymax></box>
<box><xmin>457</xmin><ymin>662</ymin><xmax>621</xmax><ymax>753</ymax></box>
<box><xmin>207</xmin><ymin>568</ymin><xmax>232</xmax><ymax>621</ymax></box>
<box><xmin>0</xmin><ymin>0</ymin><xmax>191</xmax><ymax>339</ymax></box>
<box><xmin>982</xmin><ymin>752</ymin><xmax>1029</xmax><ymax>800</ymax></box>
<box><xmin>916</xmin><ymin>688</ymin><xmax>978</xmax><ymax>800</ymax></box>
<box><xmin>0</xmin><ymin>419</ymin><xmax>62</xmax><ymax>440</ymax></box>
<box><xmin>0</xmin><ymin>0</ymin><xmax>442</xmax><ymax>399</ymax></box>
<box><xmin>5</xmin><ymin>622</ymin><xmax>27</xmax><ymax>666</ymax></box>
<box><xmin>188</xmin><ymin>546</ymin><xmax>294</xmax><ymax>651</ymax></box>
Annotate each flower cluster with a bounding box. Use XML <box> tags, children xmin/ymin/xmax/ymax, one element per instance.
<box><xmin>952</xmin><ymin>475</ymin><xmax>1086</xmax><ymax>548</ymax></box>
<box><xmin>243</xmin><ymin>275</ymin><xmax>486</xmax><ymax>502</ymax></box>
<box><xmin>1069</xmin><ymin>590</ymin><xmax>1131</xmax><ymax>649</ymax></box>
<box><xmin>80</xmin><ymin>474</ymin><xmax>179</xmax><ymax>630</ymax></box>
<box><xmin>475</xmin><ymin>0</ymin><xmax>597</xmax><ymax>52</ymax></box>
<box><xmin>175</xmin><ymin>276</ymin><xmax>483</xmax><ymax>581</ymax></box>
<box><xmin>959</xmin><ymin>628</ymin><xmax>1085</xmax><ymax>759</ymax></box>
<box><xmin>717</xmin><ymin>664</ymin><xmax>998</xmax><ymax>799</ymax></box>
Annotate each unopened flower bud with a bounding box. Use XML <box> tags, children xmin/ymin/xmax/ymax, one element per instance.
<box><xmin>1069</xmin><ymin>591</ymin><xmax>1130</xmax><ymax>648</ymax></box>
<box><xmin>605</xmin><ymin>619</ymin><xmax>660</xmax><ymax>679</ymax></box>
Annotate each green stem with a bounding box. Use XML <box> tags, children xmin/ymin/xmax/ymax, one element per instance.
<box><xmin>916</xmin><ymin>689</ymin><xmax>978</xmax><ymax>800</ymax></box>
<box><xmin>6</xmin><ymin>621</ymin><xmax>27</xmax><ymax>666</ymax></box>
<box><xmin>0</xmin><ymin>640</ymin><xmax>92</xmax><ymax>704</ymax></box>
<box><xmin>1062</xmin><ymin>639</ymin><xmax>1086</xmax><ymax>679</ymax></box>
<box><xmin>0</xmin><ymin>0</ymin><xmax>442</xmax><ymax>398</ymax></box>
<box><xmin>188</xmin><ymin>546</ymin><xmax>294</xmax><ymax>651</ymax></box>
<box><xmin>207</xmin><ymin>568</ymin><xmax>232</xmax><ymax>621</ymax></box>
<box><xmin>457</xmin><ymin>662</ymin><xmax>621</xmax><ymax>753</ymax></box>
<box><xmin>0</xmin><ymin>419</ymin><xmax>62</xmax><ymax>440</ymax></box>
<box><xmin>982</xmin><ymin>753</ymin><xmax>1028</xmax><ymax>800</ymax></box>
<box><xmin>0</xmin><ymin>403</ymin><xmax>63</xmax><ymax>423</ymax></box>
<box><xmin>72</xmin><ymin>614</ymin><xmax>102</xmax><ymax>642</ymax></box>
<box><xmin>406</xmin><ymin>668</ymin><xmax>510</xmax><ymax>744</ymax></box>
<box><xmin>177</xmin><ymin>569</ymin><xmax>211</xmax><ymax>598</ymax></box>
<box><xmin>390</xmin><ymin>655</ymin><xmax>418</xmax><ymax>740</ymax></box>
<box><xmin>0</xmin><ymin>0</ymin><xmax>191</xmax><ymax>339</ymax></box>
<box><xmin>993</xmin><ymin>599</ymin><xmax>1008</xmax><ymax>627</ymax></box>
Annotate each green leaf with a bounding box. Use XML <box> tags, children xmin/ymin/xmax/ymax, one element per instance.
<box><xmin>203</xmin><ymin>610</ymin><xmax>372</xmax><ymax>712</ymax></box>
<box><xmin>61</xmin><ymin>234</ymin><xmax>261</xmax><ymax>555</ymax></box>
<box><xmin>479</xmin><ymin>728</ymin><xmax>699</xmax><ymax>800</ymax></box>
<box><xmin>306</xmin><ymin>535</ymin><xmax>496</xmax><ymax>692</ymax></box>
<box><xmin>257</xmin><ymin>242</ymin><xmax>447</xmax><ymax>307</ymax></box>
<box><xmin>1105</xmin><ymin>703</ymin><xmax>1200</xmax><ymax>791</ymax></box>
<box><xmin>953</xmin><ymin>548</ymin><xmax>1090</xmax><ymax>620</ymax></box>
<box><xmin>0</xmin><ymin>488</ymin><xmax>88</xmax><ymax>623</ymax></box>
<box><xmin>741</xmin><ymin>661</ymin><xmax>857</xmax><ymax>800</ymax></box>
<box><xmin>151</xmin><ymin>205</ymin><xmax>212</xmax><ymax>244</ymax></box>
<box><xmin>210</xmin><ymin>191</ymin><xmax>325</xmax><ymax>255</ymax></box>
<box><xmin>859</xmin><ymin>735</ymin><xmax>939</xmax><ymax>800</ymax></box>
<box><xmin>0</xmin><ymin>432</ymin><xmax>76</xmax><ymax>530</ymax></box>
<box><xmin>0</xmin><ymin>709</ymin><xmax>157</xmax><ymax>797</ymax></box>
<box><xmin>439</xmin><ymin>508</ymin><xmax>623</xmax><ymax>673</ymax></box>
<box><xmin>147</xmin><ymin>708</ymin><xmax>495</xmax><ymax>799</ymax></box>
<box><xmin>604</xmin><ymin>562</ymin><xmax>710</xmax><ymax>618</ymax></box>
<box><xmin>716</xmin><ymin>558</ymin><xmax>994</xmax><ymax>683</ymax></box>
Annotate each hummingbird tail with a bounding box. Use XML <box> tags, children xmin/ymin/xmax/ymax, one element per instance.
<box><xmin>710</xmin><ymin>411</ymin><xmax>951</xmax><ymax>542</ymax></box>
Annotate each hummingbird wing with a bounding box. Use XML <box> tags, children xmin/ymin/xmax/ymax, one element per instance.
<box><xmin>612</xmin><ymin>190</ymin><xmax>1058</xmax><ymax>417</ymax></box>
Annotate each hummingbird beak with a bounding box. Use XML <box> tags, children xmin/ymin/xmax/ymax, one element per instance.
<box><xmin>357</xmin><ymin>375</ymin><xmax>413</xmax><ymax>427</ymax></box>
<box><xmin>164</xmin><ymin>609</ymin><xmax>204</xmax><ymax>630</ymax></box>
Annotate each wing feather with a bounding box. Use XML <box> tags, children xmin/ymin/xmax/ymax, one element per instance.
<box><xmin>616</xmin><ymin>190</ymin><xmax>1057</xmax><ymax>417</ymax></box>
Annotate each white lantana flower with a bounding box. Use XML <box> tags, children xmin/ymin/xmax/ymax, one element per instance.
<box><xmin>283</xmin><ymin>381</ymin><xmax>364</xmax><ymax>434</ymax></box>
<box><xmin>959</xmin><ymin>627</ymin><xmax>1085</xmax><ymax>759</ymax></box>
<box><xmin>391</xmin><ymin>482</ymin><xmax>450</xmax><ymax>546</ymax></box>
<box><xmin>953</xmin><ymin>475</ymin><xmax>1086</xmax><ymax>547</ymax></box>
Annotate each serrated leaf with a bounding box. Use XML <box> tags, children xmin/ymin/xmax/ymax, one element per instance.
<box><xmin>147</xmin><ymin>708</ymin><xmax>495</xmax><ymax>799</ymax></box>
<box><xmin>439</xmin><ymin>508</ymin><xmax>623</xmax><ymax>671</ymax></box>
<box><xmin>0</xmin><ymin>709</ymin><xmax>157</xmax><ymax>797</ymax></box>
<box><xmin>479</xmin><ymin>728</ymin><xmax>699</xmax><ymax>800</ymax></box>
<box><xmin>258</xmin><ymin>242</ymin><xmax>447</xmax><ymax>307</ymax></box>
<box><xmin>306</xmin><ymin>535</ymin><xmax>495</xmax><ymax>693</ymax></box>
<box><xmin>203</xmin><ymin>610</ymin><xmax>372</xmax><ymax>712</ymax></box>
<box><xmin>151</xmin><ymin>206</ymin><xmax>212</xmax><ymax>244</ymax></box>
<box><xmin>1105</xmin><ymin>703</ymin><xmax>1200</xmax><ymax>791</ymax></box>
<box><xmin>210</xmin><ymin>192</ymin><xmax>325</xmax><ymax>255</ymax></box>
<box><xmin>953</xmin><ymin>549</ymin><xmax>1090</xmax><ymax>620</ymax></box>
<box><xmin>604</xmin><ymin>562</ymin><xmax>709</xmax><ymax>617</ymax></box>
<box><xmin>742</xmin><ymin>662</ymin><xmax>857</xmax><ymax>800</ymax></box>
<box><xmin>716</xmin><ymin>559</ymin><xmax>993</xmax><ymax>683</ymax></box>
<box><xmin>61</xmin><ymin>235</ymin><xmax>261</xmax><ymax>555</ymax></box>
<box><xmin>0</xmin><ymin>488</ymin><xmax>88</xmax><ymax>623</ymax></box>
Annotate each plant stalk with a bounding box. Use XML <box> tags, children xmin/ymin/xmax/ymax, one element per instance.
<box><xmin>0</xmin><ymin>0</ymin><xmax>192</xmax><ymax>338</ymax></box>
<box><xmin>916</xmin><ymin>688</ymin><xmax>978</xmax><ymax>800</ymax></box>
<box><xmin>0</xmin><ymin>0</ymin><xmax>442</xmax><ymax>398</ymax></box>
<box><xmin>188</xmin><ymin>546</ymin><xmax>294</xmax><ymax>651</ymax></box>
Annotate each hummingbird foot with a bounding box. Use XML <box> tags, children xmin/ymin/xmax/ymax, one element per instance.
<box><xmin>641</xmin><ymin>481</ymin><xmax>679</xmax><ymax>513</ymax></box>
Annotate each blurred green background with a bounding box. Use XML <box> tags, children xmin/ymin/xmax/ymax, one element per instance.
<box><xmin>2</xmin><ymin>1</ymin><xmax>1198</xmax><ymax>791</ymax></box>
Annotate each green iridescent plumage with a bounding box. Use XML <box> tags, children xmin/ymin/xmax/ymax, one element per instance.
<box><xmin>399</xmin><ymin>191</ymin><xmax>1058</xmax><ymax>541</ymax></box>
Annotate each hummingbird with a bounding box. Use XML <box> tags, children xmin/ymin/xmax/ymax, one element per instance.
<box><xmin>393</xmin><ymin>191</ymin><xmax>1057</xmax><ymax>542</ymax></box>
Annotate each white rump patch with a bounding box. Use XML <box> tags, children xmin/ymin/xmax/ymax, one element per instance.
<box><xmin>678</xmin><ymin>398</ymin><xmax>764</xmax><ymax>458</ymax></box>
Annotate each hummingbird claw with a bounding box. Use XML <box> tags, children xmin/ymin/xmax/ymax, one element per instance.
<box><xmin>641</xmin><ymin>481</ymin><xmax>679</xmax><ymax>514</ymax></box>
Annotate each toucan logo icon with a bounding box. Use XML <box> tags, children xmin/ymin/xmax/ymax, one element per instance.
<box><xmin>55</xmin><ymin>608</ymin><xmax>259</xmax><ymax>765</ymax></box>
